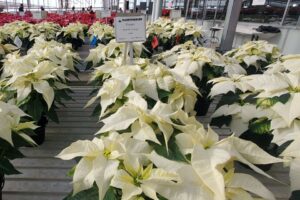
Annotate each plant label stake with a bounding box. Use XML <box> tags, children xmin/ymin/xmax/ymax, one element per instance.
<box><xmin>115</xmin><ymin>13</ymin><xmax>146</xmax><ymax>65</ymax></box>
<box><xmin>32</xmin><ymin>11</ymin><xmax>47</xmax><ymax>19</ymax></box>
<box><xmin>170</xmin><ymin>9</ymin><xmax>181</xmax><ymax>20</ymax></box>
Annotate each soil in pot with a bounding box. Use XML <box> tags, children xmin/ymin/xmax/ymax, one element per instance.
<box><xmin>239</xmin><ymin>130</ymin><xmax>278</xmax><ymax>171</ymax></box>
<box><xmin>71</xmin><ymin>38</ymin><xmax>84</xmax><ymax>50</ymax></box>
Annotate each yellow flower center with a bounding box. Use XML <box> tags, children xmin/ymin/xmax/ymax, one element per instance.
<box><xmin>103</xmin><ymin>148</ymin><xmax>111</xmax><ymax>158</ymax></box>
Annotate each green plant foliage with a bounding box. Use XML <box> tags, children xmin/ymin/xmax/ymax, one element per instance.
<box><xmin>63</xmin><ymin>186</ymin><xmax>120</xmax><ymax>200</ymax></box>
<box><xmin>257</xmin><ymin>93</ymin><xmax>290</xmax><ymax>108</ymax></box>
<box><xmin>289</xmin><ymin>190</ymin><xmax>300</xmax><ymax>200</ymax></box>
<box><xmin>211</xmin><ymin>115</ymin><xmax>232</xmax><ymax>128</ymax></box>
<box><xmin>248</xmin><ymin>117</ymin><xmax>271</xmax><ymax>135</ymax></box>
<box><xmin>216</xmin><ymin>92</ymin><xmax>241</xmax><ymax>108</ymax></box>
<box><xmin>149</xmin><ymin>133</ymin><xmax>187</xmax><ymax>163</ymax></box>
<box><xmin>0</xmin><ymin>158</ymin><xmax>21</xmax><ymax>175</ymax></box>
<box><xmin>63</xmin><ymin>185</ymin><xmax>99</xmax><ymax>200</ymax></box>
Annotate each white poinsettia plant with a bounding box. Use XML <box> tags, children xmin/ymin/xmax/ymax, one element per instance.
<box><xmin>58</xmin><ymin>91</ymin><xmax>282</xmax><ymax>200</ymax></box>
<box><xmin>209</xmin><ymin>54</ymin><xmax>300</xmax><ymax>196</ymax></box>
<box><xmin>29</xmin><ymin>22</ymin><xmax>61</xmax><ymax>41</ymax></box>
<box><xmin>155</xmin><ymin>42</ymin><xmax>246</xmax><ymax>116</ymax></box>
<box><xmin>145</xmin><ymin>18</ymin><xmax>202</xmax><ymax>52</ymax></box>
<box><xmin>28</xmin><ymin>37</ymin><xmax>81</xmax><ymax>73</ymax></box>
<box><xmin>58</xmin><ymin>22</ymin><xmax>87</xmax><ymax>41</ymax></box>
<box><xmin>88</xmin><ymin>22</ymin><xmax>115</xmax><ymax>45</ymax></box>
<box><xmin>85</xmin><ymin>40</ymin><xmax>146</xmax><ymax>69</ymax></box>
<box><xmin>0</xmin><ymin>101</ymin><xmax>37</xmax><ymax>176</ymax></box>
<box><xmin>0</xmin><ymin>21</ymin><xmax>33</xmax><ymax>42</ymax></box>
<box><xmin>86</xmin><ymin>57</ymin><xmax>198</xmax><ymax>117</ymax></box>
<box><xmin>53</xmin><ymin>18</ymin><xmax>300</xmax><ymax>200</ymax></box>
<box><xmin>57</xmin><ymin>22</ymin><xmax>88</xmax><ymax>49</ymax></box>
<box><xmin>147</xmin><ymin>18</ymin><xmax>202</xmax><ymax>43</ymax></box>
<box><xmin>225</xmin><ymin>40</ymin><xmax>281</xmax><ymax>74</ymax></box>
<box><xmin>146</xmin><ymin>18</ymin><xmax>174</xmax><ymax>39</ymax></box>
<box><xmin>0</xmin><ymin>38</ymin><xmax>79</xmax><ymax>122</ymax></box>
<box><xmin>0</xmin><ymin>21</ymin><xmax>35</xmax><ymax>52</ymax></box>
<box><xmin>0</xmin><ymin>43</ymin><xmax>17</xmax><ymax>68</ymax></box>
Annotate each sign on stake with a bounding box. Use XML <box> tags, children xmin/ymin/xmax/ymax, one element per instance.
<box><xmin>115</xmin><ymin>14</ymin><xmax>146</xmax><ymax>65</ymax></box>
<box><xmin>170</xmin><ymin>9</ymin><xmax>181</xmax><ymax>19</ymax></box>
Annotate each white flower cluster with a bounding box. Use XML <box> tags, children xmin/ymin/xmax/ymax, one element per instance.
<box><xmin>225</xmin><ymin>40</ymin><xmax>281</xmax><ymax>73</ymax></box>
<box><xmin>1</xmin><ymin>38</ymin><xmax>79</xmax><ymax>109</ymax></box>
<box><xmin>210</xmin><ymin>54</ymin><xmax>300</xmax><ymax>194</ymax></box>
<box><xmin>88</xmin><ymin>22</ymin><xmax>115</xmax><ymax>44</ymax></box>
<box><xmin>58</xmin><ymin>37</ymin><xmax>282</xmax><ymax>200</ymax></box>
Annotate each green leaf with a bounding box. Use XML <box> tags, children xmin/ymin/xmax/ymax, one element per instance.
<box><xmin>89</xmin><ymin>88</ymin><xmax>100</xmax><ymax>97</ymax></box>
<box><xmin>210</xmin><ymin>115</ymin><xmax>232</xmax><ymax>128</ymax></box>
<box><xmin>103</xmin><ymin>187</ymin><xmax>120</xmax><ymax>200</ymax></box>
<box><xmin>257</xmin><ymin>93</ymin><xmax>291</xmax><ymax>108</ymax></box>
<box><xmin>158</xmin><ymin>194</ymin><xmax>168</xmax><ymax>200</ymax></box>
<box><xmin>0</xmin><ymin>158</ymin><xmax>21</xmax><ymax>175</ymax></box>
<box><xmin>149</xmin><ymin>134</ymin><xmax>187</xmax><ymax>163</ymax></box>
<box><xmin>63</xmin><ymin>186</ymin><xmax>120</xmax><ymax>200</ymax></box>
<box><xmin>203</xmin><ymin>65</ymin><xmax>224</xmax><ymax>80</ymax></box>
<box><xmin>67</xmin><ymin>165</ymin><xmax>76</xmax><ymax>177</ymax></box>
<box><xmin>25</xmin><ymin>92</ymin><xmax>45</xmax><ymax>122</ymax></box>
<box><xmin>63</xmin><ymin>185</ymin><xmax>98</xmax><ymax>200</ymax></box>
<box><xmin>276</xmin><ymin>140</ymin><xmax>293</xmax><ymax>156</ymax></box>
<box><xmin>290</xmin><ymin>190</ymin><xmax>300</xmax><ymax>200</ymax></box>
<box><xmin>248</xmin><ymin>117</ymin><xmax>271</xmax><ymax>135</ymax></box>
<box><xmin>0</xmin><ymin>138</ymin><xmax>24</xmax><ymax>159</ymax></box>
<box><xmin>216</xmin><ymin>92</ymin><xmax>240</xmax><ymax>109</ymax></box>
<box><xmin>55</xmin><ymin>89</ymin><xmax>74</xmax><ymax>101</ymax></box>
<box><xmin>158</xmin><ymin>88</ymin><xmax>172</xmax><ymax>103</ymax></box>
<box><xmin>85</xmin><ymin>62</ymin><xmax>94</xmax><ymax>70</ymax></box>
<box><xmin>12</xmin><ymin>130</ymin><xmax>35</xmax><ymax>148</ymax></box>
<box><xmin>91</xmin><ymin>103</ymin><xmax>102</xmax><ymax>117</ymax></box>
<box><xmin>243</xmin><ymin>93</ymin><xmax>258</xmax><ymax>105</ymax></box>
<box><xmin>46</xmin><ymin>104</ymin><xmax>59</xmax><ymax>123</ymax></box>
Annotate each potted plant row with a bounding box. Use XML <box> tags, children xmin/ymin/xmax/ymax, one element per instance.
<box><xmin>58</xmin><ymin>54</ymin><xmax>282</xmax><ymax>200</ymax></box>
<box><xmin>209</xmin><ymin>54</ymin><xmax>300</xmax><ymax>198</ymax></box>
<box><xmin>0</xmin><ymin>38</ymin><xmax>80</xmax><ymax>144</ymax></box>
<box><xmin>0</xmin><ymin>101</ymin><xmax>37</xmax><ymax>199</ymax></box>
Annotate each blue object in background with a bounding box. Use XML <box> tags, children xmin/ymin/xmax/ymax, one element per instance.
<box><xmin>90</xmin><ymin>36</ymin><xmax>98</xmax><ymax>46</ymax></box>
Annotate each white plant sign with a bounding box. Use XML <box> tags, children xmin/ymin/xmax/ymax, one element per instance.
<box><xmin>96</xmin><ymin>10</ymin><xmax>111</xmax><ymax>18</ymax></box>
<box><xmin>115</xmin><ymin>14</ymin><xmax>146</xmax><ymax>42</ymax></box>
<box><xmin>170</xmin><ymin>9</ymin><xmax>181</xmax><ymax>19</ymax></box>
<box><xmin>100</xmin><ymin>10</ymin><xmax>111</xmax><ymax>18</ymax></box>
<box><xmin>32</xmin><ymin>11</ymin><xmax>47</xmax><ymax>19</ymax></box>
<box><xmin>252</xmin><ymin>0</ymin><xmax>266</xmax><ymax>6</ymax></box>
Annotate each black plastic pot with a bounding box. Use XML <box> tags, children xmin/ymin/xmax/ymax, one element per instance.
<box><xmin>195</xmin><ymin>95</ymin><xmax>212</xmax><ymax>116</ymax></box>
<box><xmin>0</xmin><ymin>173</ymin><xmax>4</xmax><ymax>200</ymax></box>
<box><xmin>71</xmin><ymin>38</ymin><xmax>84</xmax><ymax>50</ymax></box>
<box><xmin>31</xmin><ymin>116</ymin><xmax>48</xmax><ymax>145</ymax></box>
<box><xmin>239</xmin><ymin>131</ymin><xmax>278</xmax><ymax>171</ymax></box>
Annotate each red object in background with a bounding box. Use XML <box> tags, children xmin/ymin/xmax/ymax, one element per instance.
<box><xmin>0</xmin><ymin>12</ymin><xmax>115</xmax><ymax>27</ymax></box>
<box><xmin>151</xmin><ymin>36</ymin><xmax>159</xmax><ymax>49</ymax></box>
<box><xmin>162</xmin><ymin>9</ymin><xmax>170</xmax><ymax>17</ymax></box>
<box><xmin>25</xmin><ymin>11</ymin><xmax>33</xmax><ymax>17</ymax></box>
<box><xmin>175</xmin><ymin>35</ymin><xmax>181</xmax><ymax>44</ymax></box>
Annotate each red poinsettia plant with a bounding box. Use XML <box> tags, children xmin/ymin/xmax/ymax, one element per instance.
<box><xmin>0</xmin><ymin>12</ymin><xmax>114</xmax><ymax>27</ymax></box>
<box><xmin>162</xmin><ymin>8</ymin><xmax>170</xmax><ymax>17</ymax></box>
